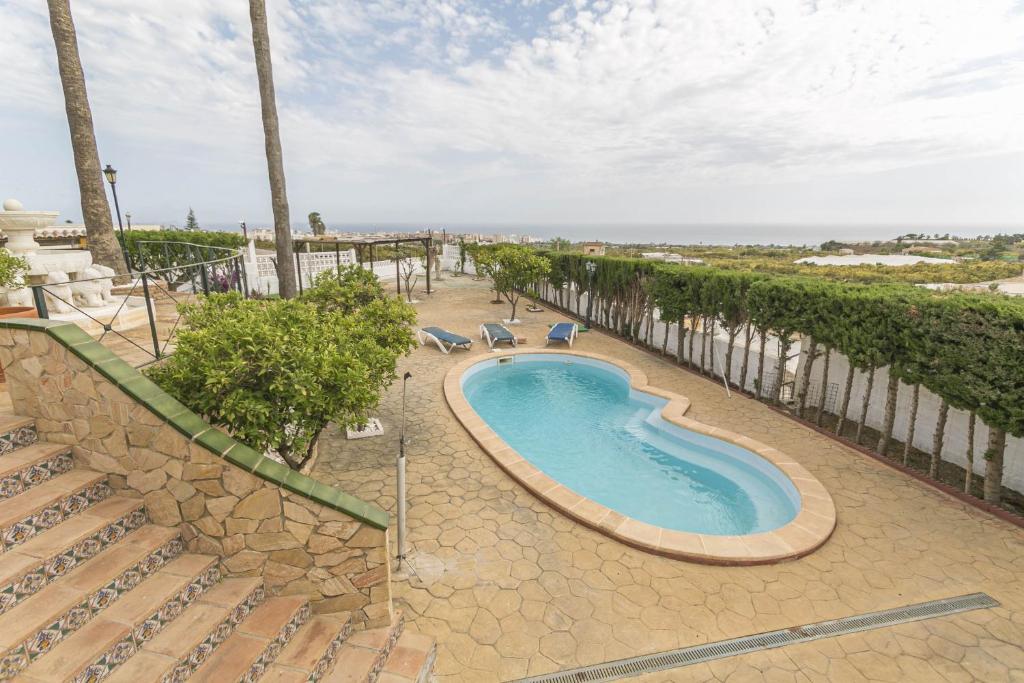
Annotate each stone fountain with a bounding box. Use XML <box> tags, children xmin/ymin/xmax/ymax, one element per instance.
<box><xmin>1</xmin><ymin>198</ymin><xmax>121</xmax><ymax>320</ymax></box>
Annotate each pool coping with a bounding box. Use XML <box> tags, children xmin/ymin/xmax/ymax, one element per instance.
<box><xmin>443</xmin><ymin>348</ymin><xmax>837</xmax><ymax>566</ymax></box>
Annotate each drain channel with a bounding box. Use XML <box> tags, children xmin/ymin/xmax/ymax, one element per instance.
<box><xmin>511</xmin><ymin>592</ymin><xmax>998</xmax><ymax>683</ymax></box>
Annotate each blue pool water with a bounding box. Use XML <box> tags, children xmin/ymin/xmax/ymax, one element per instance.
<box><xmin>462</xmin><ymin>355</ymin><xmax>800</xmax><ymax>535</ymax></box>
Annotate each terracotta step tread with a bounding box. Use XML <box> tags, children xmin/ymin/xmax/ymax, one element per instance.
<box><xmin>188</xmin><ymin>596</ymin><xmax>310</xmax><ymax>683</ymax></box>
<box><xmin>0</xmin><ymin>442</ymin><xmax>70</xmax><ymax>473</ymax></box>
<box><xmin>16</xmin><ymin>554</ymin><xmax>218</xmax><ymax>682</ymax></box>
<box><xmin>379</xmin><ymin>631</ymin><xmax>436</xmax><ymax>682</ymax></box>
<box><xmin>0</xmin><ymin>469</ymin><xmax>105</xmax><ymax>527</ymax></box>
<box><xmin>262</xmin><ymin>664</ymin><xmax>310</xmax><ymax>682</ymax></box>
<box><xmin>107</xmin><ymin>578</ymin><xmax>264</xmax><ymax>683</ymax></box>
<box><xmin>0</xmin><ymin>525</ymin><xmax>180</xmax><ymax>651</ymax></box>
<box><xmin>0</xmin><ymin>498</ymin><xmax>146</xmax><ymax>616</ymax></box>
<box><xmin>0</xmin><ymin>415</ymin><xmax>33</xmax><ymax>435</ymax></box>
<box><xmin>322</xmin><ymin>646</ymin><xmax>378</xmax><ymax>683</ymax></box>
<box><xmin>0</xmin><ymin>496</ymin><xmax>144</xmax><ymax>584</ymax></box>
<box><xmin>274</xmin><ymin>614</ymin><xmax>351</xmax><ymax>673</ymax></box>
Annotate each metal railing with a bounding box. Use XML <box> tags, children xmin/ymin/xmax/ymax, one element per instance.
<box><xmin>29</xmin><ymin>243</ymin><xmax>248</xmax><ymax>367</ymax></box>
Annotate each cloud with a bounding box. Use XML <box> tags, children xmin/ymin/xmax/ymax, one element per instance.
<box><xmin>2</xmin><ymin>0</ymin><xmax>1024</xmax><ymax>224</ymax></box>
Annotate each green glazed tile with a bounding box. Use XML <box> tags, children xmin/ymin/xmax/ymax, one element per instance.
<box><xmin>282</xmin><ymin>471</ymin><xmax>315</xmax><ymax>496</ymax></box>
<box><xmin>194</xmin><ymin>428</ymin><xmax>235</xmax><ymax>457</ymax></box>
<box><xmin>224</xmin><ymin>444</ymin><xmax>262</xmax><ymax>470</ymax></box>
<box><xmin>166</xmin><ymin>411</ymin><xmax>210</xmax><ymax>440</ymax></box>
<box><xmin>252</xmin><ymin>456</ymin><xmax>291</xmax><ymax>482</ymax></box>
<box><xmin>46</xmin><ymin>324</ymin><xmax>95</xmax><ymax>347</ymax></box>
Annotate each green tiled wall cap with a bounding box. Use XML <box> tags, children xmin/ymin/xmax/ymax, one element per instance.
<box><xmin>0</xmin><ymin>318</ymin><xmax>389</xmax><ymax>529</ymax></box>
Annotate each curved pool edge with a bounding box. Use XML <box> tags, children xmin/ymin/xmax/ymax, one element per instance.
<box><xmin>443</xmin><ymin>349</ymin><xmax>837</xmax><ymax>566</ymax></box>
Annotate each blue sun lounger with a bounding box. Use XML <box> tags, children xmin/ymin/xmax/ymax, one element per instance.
<box><xmin>480</xmin><ymin>323</ymin><xmax>517</xmax><ymax>349</ymax></box>
<box><xmin>546</xmin><ymin>322</ymin><xmax>578</xmax><ymax>347</ymax></box>
<box><xmin>417</xmin><ymin>327</ymin><xmax>473</xmax><ymax>354</ymax></box>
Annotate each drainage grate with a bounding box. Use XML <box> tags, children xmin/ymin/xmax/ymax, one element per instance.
<box><xmin>511</xmin><ymin>593</ymin><xmax>998</xmax><ymax>683</ymax></box>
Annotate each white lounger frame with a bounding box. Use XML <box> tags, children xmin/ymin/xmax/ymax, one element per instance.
<box><xmin>480</xmin><ymin>323</ymin><xmax>517</xmax><ymax>350</ymax></box>
<box><xmin>417</xmin><ymin>328</ymin><xmax>472</xmax><ymax>354</ymax></box>
<box><xmin>545</xmin><ymin>323</ymin><xmax>578</xmax><ymax>348</ymax></box>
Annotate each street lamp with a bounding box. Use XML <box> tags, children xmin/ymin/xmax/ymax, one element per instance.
<box><xmin>585</xmin><ymin>260</ymin><xmax>597</xmax><ymax>329</ymax></box>
<box><xmin>125</xmin><ymin>212</ymin><xmax>132</xmax><ymax>229</ymax></box>
<box><xmin>103</xmin><ymin>164</ymin><xmax>130</xmax><ymax>269</ymax></box>
<box><xmin>239</xmin><ymin>220</ymin><xmax>248</xmax><ymax>240</ymax></box>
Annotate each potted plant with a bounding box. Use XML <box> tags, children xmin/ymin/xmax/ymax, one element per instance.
<box><xmin>0</xmin><ymin>249</ymin><xmax>33</xmax><ymax>319</ymax></box>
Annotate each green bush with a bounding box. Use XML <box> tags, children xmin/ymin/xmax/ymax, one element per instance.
<box><xmin>0</xmin><ymin>250</ymin><xmax>29</xmax><ymax>290</ymax></box>
<box><xmin>148</xmin><ymin>271</ymin><xmax>416</xmax><ymax>469</ymax></box>
<box><xmin>117</xmin><ymin>229</ymin><xmax>246</xmax><ymax>272</ymax></box>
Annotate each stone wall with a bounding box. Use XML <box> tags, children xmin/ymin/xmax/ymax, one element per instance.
<box><xmin>0</xmin><ymin>320</ymin><xmax>393</xmax><ymax>626</ymax></box>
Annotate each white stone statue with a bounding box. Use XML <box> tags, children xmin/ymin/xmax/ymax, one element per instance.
<box><xmin>43</xmin><ymin>271</ymin><xmax>75</xmax><ymax>313</ymax></box>
<box><xmin>3</xmin><ymin>287</ymin><xmax>33</xmax><ymax>308</ymax></box>
<box><xmin>91</xmin><ymin>264</ymin><xmax>117</xmax><ymax>303</ymax></box>
<box><xmin>71</xmin><ymin>271</ymin><xmax>104</xmax><ymax>308</ymax></box>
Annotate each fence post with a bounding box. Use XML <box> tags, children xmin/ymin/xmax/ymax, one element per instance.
<box><xmin>141</xmin><ymin>272</ymin><xmax>161</xmax><ymax>360</ymax></box>
<box><xmin>31</xmin><ymin>286</ymin><xmax>49</xmax><ymax>319</ymax></box>
<box><xmin>199</xmin><ymin>264</ymin><xmax>210</xmax><ymax>295</ymax></box>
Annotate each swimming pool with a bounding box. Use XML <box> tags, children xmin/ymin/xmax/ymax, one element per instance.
<box><xmin>462</xmin><ymin>354</ymin><xmax>799</xmax><ymax>535</ymax></box>
<box><xmin>446</xmin><ymin>350</ymin><xmax>836</xmax><ymax>563</ymax></box>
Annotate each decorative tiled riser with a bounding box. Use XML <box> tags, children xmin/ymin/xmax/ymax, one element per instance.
<box><xmin>238</xmin><ymin>602</ymin><xmax>311</xmax><ymax>683</ymax></box>
<box><xmin>0</xmin><ymin>452</ymin><xmax>74</xmax><ymax>499</ymax></box>
<box><xmin>0</xmin><ymin>481</ymin><xmax>112</xmax><ymax>552</ymax></box>
<box><xmin>73</xmin><ymin>564</ymin><xmax>223</xmax><ymax>683</ymax></box>
<box><xmin>0</xmin><ymin>426</ymin><xmax>37</xmax><ymax>457</ymax></box>
<box><xmin>307</xmin><ymin>620</ymin><xmax>355</xmax><ymax>683</ymax></box>
<box><xmin>0</xmin><ymin>535</ymin><xmax>184</xmax><ymax>679</ymax></box>
<box><xmin>159</xmin><ymin>584</ymin><xmax>267</xmax><ymax>683</ymax></box>
<box><xmin>0</xmin><ymin>506</ymin><xmax>148</xmax><ymax>616</ymax></box>
<box><xmin>369</xmin><ymin>612</ymin><xmax>406</xmax><ymax>683</ymax></box>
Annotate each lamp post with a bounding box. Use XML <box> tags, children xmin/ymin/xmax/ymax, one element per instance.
<box><xmin>125</xmin><ymin>212</ymin><xmax>132</xmax><ymax>229</ymax></box>
<box><xmin>103</xmin><ymin>164</ymin><xmax>130</xmax><ymax>270</ymax></box>
<box><xmin>585</xmin><ymin>260</ymin><xmax>597</xmax><ymax>329</ymax></box>
<box><xmin>239</xmin><ymin>220</ymin><xmax>248</xmax><ymax>240</ymax></box>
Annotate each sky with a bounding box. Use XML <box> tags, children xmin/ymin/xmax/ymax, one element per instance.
<box><xmin>2</xmin><ymin>0</ymin><xmax>1024</xmax><ymax>240</ymax></box>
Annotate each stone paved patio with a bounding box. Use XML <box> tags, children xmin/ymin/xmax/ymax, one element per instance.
<box><xmin>312</xmin><ymin>277</ymin><xmax>1024</xmax><ymax>682</ymax></box>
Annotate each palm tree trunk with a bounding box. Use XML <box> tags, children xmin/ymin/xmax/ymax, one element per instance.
<box><xmin>755</xmin><ymin>330</ymin><xmax>767</xmax><ymax>399</ymax></box>
<box><xmin>983</xmin><ymin>427</ymin><xmax>1006</xmax><ymax>505</ymax></box>
<box><xmin>740</xmin><ymin>324</ymin><xmax>753</xmax><ymax>391</ymax></box>
<box><xmin>902</xmin><ymin>384</ymin><xmax>920</xmax><ymax>465</ymax></box>
<box><xmin>964</xmin><ymin>412</ymin><xmax>976</xmax><ymax>495</ymax></box>
<box><xmin>929</xmin><ymin>399</ymin><xmax>949</xmax><ymax>479</ymax></box>
<box><xmin>835</xmin><ymin>365</ymin><xmax>855</xmax><ymax>436</ymax></box>
<box><xmin>855</xmin><ymin>366</ymin><xmax>875</xmax><ymax>443</ymax></box>
<box><xmin>249</xmin><ymin>0</ymin><xmax>297</xmax><ymax>298</ymax></box>
<box><xmin>796</xmin><ymin>337</ymin><xmax>817</xmax><ymax>418</ymax></box>
<box><xmin>46</xmin><ymin>0</ymin><xmax>127</xmax><ymax>276</ymax></box>
<box><xmin>876</xmin><ymin>372</ymin><xmax>900</xmax><ymax>454</ymax></box>
<box><xmin>814</xmin><ymin>347</ymin><xmax>831</xmax><ymax>426</ymax></box>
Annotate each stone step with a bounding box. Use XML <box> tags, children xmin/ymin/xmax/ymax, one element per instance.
<box><xmin>104</xmin><ymin>577</ymin><xmax>265</xmax><ymax>683</ymax></box>
<box><xmin>0</xmin><ymin>442</ymin><xmax>73</xmax><ymax>499</ymax></box>
<box><xmin>376</xmin><ymin>632</ymin><xmax>437</xmax><ymax>683</ymax></box>
<box><xmin>0</xmin><ymin>469</ymin><xmax>110</xmax><ymax>552</ymax></box>
<box><xmin>323</xmin><ymin>612</ymin><xmax>406</xmax><ymax>683</ymax></box>
<box><xmin>0</xmin><ymin>416</ymin><xmax>36</xmax><ymax>457</ymax></box>
<box><xmin>262</xmin><ymin>613</ymin><xmax>354</xmax><ymax>682</ymax></box>
<box><xmin>16</xmin><ymin>553</ymin><xmax>220</xmax><ymax>683</ymax></box>
<box><xmin>0</xmin><ymin>525</ymin><xmax>181</xmax><ymax>678</ymax></box>
<box><xmin>0</xmin><ymin>496</ymin><xmax>146</xmax><ymax>615</ymax></box>
<box><xmin>188</xmin><ymin>596</ymin><xmax>311</xmax><ymax>683</ymax></box>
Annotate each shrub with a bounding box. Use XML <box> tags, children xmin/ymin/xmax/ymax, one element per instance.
<box><xmin>0</xmin><ymin>250</ymin><xmax>29</xmax><ymax>290</ymax></box>
<box><xmin>148</xmin><ymin>274</ymin><xmax>416</xmax><ymax>469</ymax></box>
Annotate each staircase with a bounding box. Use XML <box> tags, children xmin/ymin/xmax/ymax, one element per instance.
<box><xmin>0</xmin><ymin>415</ymin><xmax>436</xmax><ymax>683</ymax></box>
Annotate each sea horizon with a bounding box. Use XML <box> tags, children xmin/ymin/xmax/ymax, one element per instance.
<box><xmin>191</xmin><ymin>221</ymin><xmax>1022</xmax><ymax>247</ymax></box>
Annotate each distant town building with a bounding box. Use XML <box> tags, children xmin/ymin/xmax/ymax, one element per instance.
<box><xmin>582</xmin><ymin>242</ymin><xmax>606</xmax><ymax>256</ymax></box>
<box><xmin>640</xmin><ymin>252</ymin><xmax>704</xmax><ymax>265</ymax></box>
<box><xmin>838</xmin><ymin>248</ymin><xmax>855</xmax><ymax>255</ymax></box>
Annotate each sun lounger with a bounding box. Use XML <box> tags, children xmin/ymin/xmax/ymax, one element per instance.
<box><xmin>417</xmin><ymin>327</ymin><xmax>473</xmax><ymax>354</ymax></box>
<box><xmin>546</xmin><ymin>322</ymin><xmax>578</xmax><ymax>347</ymax></box>
<box><xmin>480</xmin><ymin>323</ymin><xmax>517</xmax><ymax>349</ymax></box>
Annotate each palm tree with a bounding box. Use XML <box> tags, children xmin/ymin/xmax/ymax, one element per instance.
<box><xmin>46</xmin><ymin>0</ymin><xmax>126</xmax><ymax>275</ymax></box>
<box><xmin>249</xmin><ymin>0</ymin><xmax>297</xmax><ymax>298</ymax></box>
